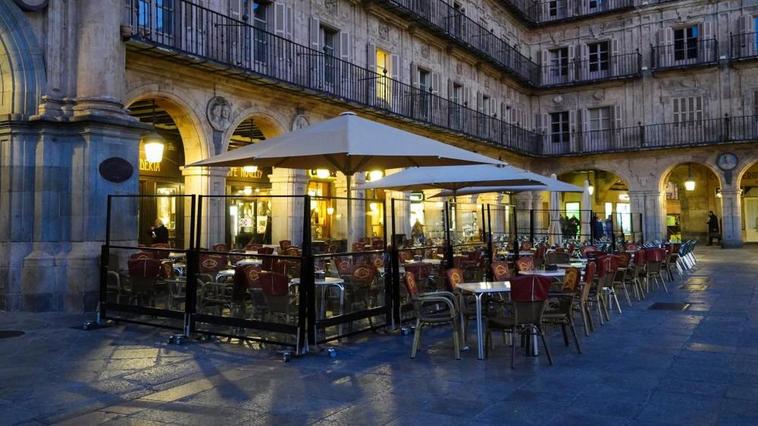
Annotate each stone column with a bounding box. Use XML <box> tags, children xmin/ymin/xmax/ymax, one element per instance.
<box><xmin>183</xmin><ymin>167</ymin><xmax>227</xmax><ymax>249</ymax></box>
<box><xmin>350</xmin><ymin>173</ymin><xmax>366</xmax><ymax>242</ymax></box>
<box><xmin>639</xmin><ymin>190</ymin><xmax>666</xmax><ymax>242</ymax></box>
<box><xmin>73</xmin><ymin>0</ymin><xmax>127</xmax><ymax>117</ymax></box>
<box><xmin>514</xmin><ymin>192</ymin><xmax>533</xmax><ymax>239</ymax></box>
<box><xmin>269</xmin><ymin>168</ymin><xmax>307</xmax><ymax>246</ymax></box>
<box><xmin>628</xmin><ymin>191</ymin><xmax>646</xmax><ymax>242</ymax></box>
<box><xmin>532</xmin><ymin>191</ymin><xmax>546</xmax><ymax>237</ymax></box>
<box><xmin>389</xmin><ymin>191</ymin><xmax>412</xmax><ymax>240</ymax></box>
<box><xmin>720</xmin><ymin>189</ymin><xmax>743</xmax><ymax>248</ymax></box>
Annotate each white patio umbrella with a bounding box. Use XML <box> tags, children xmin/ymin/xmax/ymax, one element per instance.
<box><xmin>581</xmin><ymin>179</ymin><xmax>592</xmax><ymax>240</ymax></box>
<box><xmin>363</xmin><ymin>164</ymin><xmax>550</xmax><ymax>193</ymax></box>
<box><xmin>188</xmin><ymin>112</ymin><xmax>500</xmax><ymax>242</ymax></box>
<box><xmin>429</xmin><ymin>180</ymin><xmax>582</xmax><ymax>198</ymax></box>
<box><xmin>548</xmin><ymin>174</ymin><xmax>563</xmax><ymax>246</ymax></box>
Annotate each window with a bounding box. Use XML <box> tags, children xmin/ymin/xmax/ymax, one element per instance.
<box><xmin>138</xmin><ymin>0</ymin><xmax>174</xmax><ymax>34</ymax></box>
<box><xmin>321</xmin><ymin>26</ymin><xmax>338</xmax><ymax>85</ymax></box>
<box><xmin>565</xmin><ymin>202</ymin><xmax>580</xmax><ymax>221</ymax></box>
<box><xmin>589</xmin><ymin>0</ymin><xmax>604</xmax><ymax>9</ymax></box>
<box><xmin>674</xmin><ymin>26</ymin><xmax>699</xmax><ymax>61</ymax></box>
<box><xmin>550</xmin><ymin>111</ymin><xmax>570</xmax><ymax>143</ymax></box>
<box><xmin>588</xmin><ymin>107</ymin><xmax>612</xmax><ymax>131</ymax></box>
<box><xmin>549</xmin><ymin>48</ymin><xmax>569</xmax><ymax>77</ymax></box>
<box><xmin>417</xmin><ymin>68</ymin><xmax>430</xmax><ymax>116</ymax></box>
<box><xmin>376</xmin><ymin>48</ymin><xmax>392</xmax><ymax>102</ymax></box>
<box><xmin>549</xmin><ymin>1</ymin><xmax>558</xmax><ymax>17</ymax></box>
<box><xmin>481</xmin><ymin>94</ymin><xmax>491</xmax><ymax>115</ymax></box>
<box><xmin>451</xmin><ymin>83</ymin><xmax>463</xmax><ymax>127</ymax></box>
<box><xmin>588</xmin><ymin>41</ymin><xmax>610</xmax><ymax>72</ymax></box>
<box><xmin>451</xmin><ymin>83</ymin><xmax>463</xmax><ymax>104</ymax></box>
<box><xmin>673</xmin><ymin>97</ymin><xmax>703</xmax><ymax>124</ymax></box>
<box><xmin>252</xmin><ymin>0</ymin><xmax>268</xmax><ymax>30</ymax></box>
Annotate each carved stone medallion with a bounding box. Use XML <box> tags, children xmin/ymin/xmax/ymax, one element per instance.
<box><xmin>206</xmin><ymin>96</ymin><xmax>232</xmax><ymax>131</ymax></box>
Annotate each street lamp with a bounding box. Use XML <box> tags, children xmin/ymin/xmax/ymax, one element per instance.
<box><xmin>684</xmin><ymin>164</ymin><xmax>696</xmax><ymax>191</ymax></box>
<box><xmin>142</xmin><ymin>99</ymin><xmax>166</xmax><ymax>163</ymax></box>
<box><xmin>587</xmin><ymin>171</ymin><xmax>594</xmax><ymax>195</ymax></box>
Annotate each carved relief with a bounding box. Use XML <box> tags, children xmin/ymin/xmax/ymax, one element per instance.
<box><xmin>292</xmin><ymin>113</ymin><xmax>310</xmax><ymax>131</ymax></box>
<box><xmin>207</xmin><ymin>96</ymin><xmax>232</xmax><ymax>131</ymax></box>
<box><xmin>378</xmin><ymin>22</ymin><xmax>389</xmax><ymax>40</ymax></box>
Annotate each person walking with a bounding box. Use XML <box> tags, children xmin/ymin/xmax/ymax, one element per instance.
<box><xmin>707</xmin><ymin>211</ymin><xmax>720</xmax><ymax>246</ymax></box>
<box><xmin>150</xmin><ymin>219</ymin><xmax>169</xmax><ymax>244</ymax></box>
<box><xmin>603</xmin><ymin>215</ymin><xmax>613</xmax><ymax>240</ymax></box>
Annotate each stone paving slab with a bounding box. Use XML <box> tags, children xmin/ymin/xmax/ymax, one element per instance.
<box><xmin>1</xmin><ymin>246</ymin><xmax>757</xmax><ymax>425</ymax></box>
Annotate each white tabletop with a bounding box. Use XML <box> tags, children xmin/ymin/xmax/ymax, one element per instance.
<box><xmin>519</xmin><ymin>270</ymin><xmax>566</xmax><ymax>277</ymax></box>
<box><xmin>289</xmin><ymin>277</ymin><xmax>345</xmax><ymax>286</ymax></box>
<box><xmin>457</xmin><ymin>281</ymin><xmax>511</xmax><ymax>294</ymax></box>
<box><xmin>555</xmin><ymin>263</ymin><xmax>585</xmax><ymax>269</ymax></box>
<box><xmin>168</xmin><ymin>252</ymin><xmax>186</xmax><ymax>259</ymax></box>
<box><xmin>404</xmin><ymin>259</ymin><xmax>442</xmax><ymax>265</ymax></box>
<box><xmin>235</xmin><ymin>258</ymin><xmax>263</xmax><ymax>266</ymax></box>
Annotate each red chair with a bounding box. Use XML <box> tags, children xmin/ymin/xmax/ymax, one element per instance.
<box><xmin>279</xmin><ymin>240</ymin><xmax>292</xmax><ymax>251</ymax></box>
<box><xmin>643</xmin><ymin>248</ymin><xmax>668</xmax><ymax>293</ymax></box>
<box><xmin>486</xmin><ymin>275</ymin><xmax>554</xmax><ymax>368</ymax></box>
<box><xmin>578</xmin><ymin>261</ymin><xmax>597</xmax><ymax>335</ymax></box>
<box><xmin>405</xmin><ymin>271</ymin><xmax>461</xmax><ymax>360</ymax></box>
<box><xmin>199</xmin><ymin>254</ymin><xmax>226</xmax><ymax>275</ymax></box>
<box><xmin>490</xmin><ymin>261</ymin><xmax>511</xmax><ymax>281</ymax></box>
<box><xmin>127</xmin><ymin>258</ymin><xmax>162</xmax><ymax>305</ymax></box>
<box><xmin>212</xmin><ymin>243</ymin><xmax>228</xmax><ymax>252</ymax></box>
<box><xmin>258</xmin><ymin>271</ymin><xmax>292</xmax><ymax>322</ymax></box>
<box><xmin>516</xmin><ymin>257</ymin><xmax>534</xmax><ymax>272</ymax></box>
<box><xmin>445</xmin><ymin>268</ymin><xmax>464</xmax><ymax>291</ymax></box>
<box><xmin>258</xmin><ymin>247</ymin><xmax>275</xmax><ymax>270</ymax></box>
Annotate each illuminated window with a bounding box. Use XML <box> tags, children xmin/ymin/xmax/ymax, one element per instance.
<box><xmin>376</xmin><ymin>48</ymin><xmax>392</xmax><ymax>103</ymax></box>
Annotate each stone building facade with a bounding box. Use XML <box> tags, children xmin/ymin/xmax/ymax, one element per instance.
<box><xmin>2</xmin><ymin>0</ymin><xmax>758</xmax><ymax>311</ymax></box>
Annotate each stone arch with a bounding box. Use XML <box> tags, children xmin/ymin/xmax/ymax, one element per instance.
<box><xmin>0</xmin><ymin>1</ymin><xmax>46</xmax><ymax>116</ymax></box>
<box><xmin>658</xmin><ymin>160</ymin><xmax>724</xmax><ymax>194</ymax></box>
<box><xmin>124</xmin><ymin>86</ymin><xmax>211</xmax><ymax>164</ymax></box>
<box><xmin>221</xmin><ymin>107</ymin><xmax>288</xmax><ymax>152</ymax></box>
<box><xmin>735</xmin><ymin>156</ymin><xmax>758</xmax><ymax>186</ymax></box>
<box><xmin>550</xmin><ymin>163</ymin><xmax>634</xmax><ymax>191</ymax></box>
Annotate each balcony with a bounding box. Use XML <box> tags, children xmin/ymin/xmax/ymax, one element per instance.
<box><xmin>540</xmin><ymin>115</ymin><xmax>758</xmax><ymax>156</ymax></box>
<box><xmin>540</xmin><ymin>52</ymin><xmax>641</xmax><ymax>87</ymax></box>
<box><xmin>730</xmin><ymin>32</ymin><xmax>758</xmax><ymax>61</ymax></box>
<box><xmin>500</xmin><ymin>0</ymin><xmax>635</xmax><ymax>26</ymax></box>
<box><xmin>124</xmin><ymin>0</ymin><xmax>541</xmax><ymax>155</ymax></box>
<box><xmin>651</xmin><ymin>38</ymin><xmax>719</xmax><ymax>71</ymax></box>
<box><xmin>378</xmin><ymin>0</ymin><xmax>539</xmax><ymax>85</ymax></box>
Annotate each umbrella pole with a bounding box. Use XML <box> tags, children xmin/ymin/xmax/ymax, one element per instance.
<box><xmin>346</xmin><ymin>173</ymin><xmax>353</xmax><ymax>248</ymax></box>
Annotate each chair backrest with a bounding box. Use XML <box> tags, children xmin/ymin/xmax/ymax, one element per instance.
<box><xmin>581</xmin><ymin>245</ymin><xmax>598</xmax><ymax>257</ymax></box>
<box><xmin>244</xmin><ymin>243</ymin><xmax>263</xmax><ymax>251</ymax></box>
<box><xmin>516</xmin><ymin>256</ymin><xmax>534</xmax><ymax>272</ymax></box>
<box><xmin>580</xmin><ymin>261</ymin><xmax>596</xmax><ymax>302</ymax></box>
<box><xmin>510</xmin><ymin>275</ymin><xmax>552</xmax><ymax>325</ymax></box>
<box><xmin>279</xmin><ymin>240</ymin><xmax>292</xmax><ymax>250</ymax></box>
<box><xmin>130</xmin><ymin>251</ymin><xmax>153</xmax><ymax>261</ymax></box>
<box><xmin>199</xmin><ymin>254</ymin><xmax>226</xmax><ymax>273</ymax></box>
<box><xmin>159</xmin><ymin>261</ymin><xmax>175</xmax><ymax>279</ymax></box>
<box><xmin>615</xmin><ymin>252</ymin><xmax>631</xmax><ymax>268</ymax></box>
<box><xmin>128</xmin><ymin>258</ymin><xmax>162</xmax><ymax>279</ymax></box>
<box><xmin>371</xmin><ymin>254</ymin><xmax>384</xmax><ymax>269</ymax></box>
<box><xmin>561</xmin><ymin>267</ymin><xmax>580</xmax><ymax>292</ymax></box>
<box><xmin>404</xmin><ymin>271</ymin><xmax>419</xmax><ymax>298</ymax></box>
<box><xmin>491</xmin><ymin>261</ymin><xmax>510</xmax><ymax>281</ymax></box>
<box><xmin>283</xmin><ymin>246</ymin><xmax>301</xmax><ymax>256</ymax></box>
<box><xmin>520</xmin><ymin>240</ymin><xmax>532</xmax><ymax>251</ymax></box>
<box><xmin>634</xmin><ymin>248</ymin><xmax>647</xmax><ymax>266</ymax></box>
<box><xmin>352</xmin><ymin>241</ymin><xmax>365</xmax><ymax>252</ymax></box>
<box><xmin>150</xmin><ymin>243</ymin><xmax>171</xmax><ymax>259</ymax></box>
<box><xmin>212</xmin><ymin>243</ymin><xmax>228</xmax><ymax>252</ymax></box>
<box><xmin>445</xmin><ymin>268</ymin><xmax>464</xmax><ymax>290</ymax></box>
<box><xmin>626</xmin><ymin>243</ymin><xmax>638</xmax><ymax>251</ymax></box>
<box><xmin>239</xmin><ymin>264</ymin><xmax>262</xmax><ymax>288</ymax></box>
<box><xmin>259</xmin><ymin>271</ymin><xmax>289</xmax><ymax>296</ymax></box>
<box><xmin>336</xmin><ymin>257</ymin><xmax>353</xmax><ymax>276</ymax></box>
<box><xmin>645</xmin><ymin>247</ymin><xmax>666</xmax><ymax>263</ymax></box>
<box><xmin>228</xmin><ymin>250</ymin><xmax>246</xmax><ymax>265</ymax></box>
<box><xmin>351</xmin><ymin>265</ymin><xmax>376</xmax><ymax>286</ymax></box>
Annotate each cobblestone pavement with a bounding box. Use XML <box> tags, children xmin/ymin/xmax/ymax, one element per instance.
<box><xmin>1</xmin><ymin>246</ymin><xmax>757</xmax><ymax>425</ymax></box>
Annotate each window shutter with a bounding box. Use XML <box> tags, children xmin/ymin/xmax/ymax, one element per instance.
<box><xmin>229</xmin><ymin>0</ymin><xmax>242</xmax><ymax>21</ymax></box>
<box><xmin>476</xmin><ymin>91</ymin><xmax>483</xmax><ymax>112</ymax></box>
<box><xmin>702</xmin><ymin>20</ymin><xmax>712</xmax><ymax>40</ymax></box>
<box><xmin>390</xmin><ymin>54</ymin><xmax>399</xmax><ymax>80</ymax></box>
<box><xmin>447</xmin><ymin>78</ymin><xmax>453</xmax><ymax>99</ymax></box>
<box><xmin>464</xmin><ymin>87</ymin><xmax>471</xmax><ymax>107</ymax></box>
<box><xmin>309</xmin><ymin>18</ymin><xmax>320</xmax><ymax>50</ymax></box>
<box><xmin>286</xmin><ymin>6</ymin><xmax>294</xmax><ymax>40</ymax></box>
<box><xmin>410</xmin><ymin>63</ymin><xmax>419</xmax><ymax>87</ymax></box>
<box><xmin>431</xmin><ymin>72</ymin><xmax>440</xmax><ymax>94</ymax></box>
<box><xmin>501</xmin><ymin>102</ymin><xmax>507</xmax><ymax>121</ymax></box>
<box><xmin>489</xmin><ymin>97</ymin><xmax>497</xmax><ymax>117</ymax></box>
<box><xmin>535</xmin><ymin>113</ymin><xmax>542</xmax><ymax>132</ymax></box>
<box><xmin>367</xmin><ymin>43</ymin><xmax>376</xmax><ymax>71</ymax></box>
<box><xmin>569</xmin><ymin>109</ymin><xmax>576</xmax><ymax>133</ymax></box>
<box><xmin>541</xmin><ymin>48</ymin><xmax>549</xmax><ymax>65</ymax></box>
<box><xmin>274</xmin><ymin>3</ymin><xmax>286</xmax><ymax>37</ymax></box>
<box><xmin>543</xmin><ymin>113</ymin><xmax>549</xmax><ymax>134</ymax></box>
<box><xmin>664</xmin><ymin>27</ymin><xmax>674</xmax><ymax>45</ymax></box>
<box><xmin>339</xmin><ymin>31</ymin><xmax>351</xmax><ymax>61</ymax></box>
<box><xmin>614</xmin><ymin>105</ymin><xmax>622</xmax><ymax>129</ymax></box>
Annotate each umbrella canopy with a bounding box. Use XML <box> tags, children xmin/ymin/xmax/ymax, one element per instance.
<box><xmin>189</xmin><ymin>112</ymin><xmax>500</xmax><ymax>173</ymax></box>
<box><xmin>581</xmin><ymin>179</ymin><xmax>592</xmax><ymax>240</ymax></box>
<box><xmin>429</xmin><ymin>180</ymin><xmax>582</xmax><ymax>198</ymax></box>
<box><xmin>188</xmin><ymin>112</ymin><xmax>499</xmax><ymax>245</ymax></box>
<box><xmin>548</xmin><ymin>174</ymin><xmax>562</xmax><ymax>246</ymax></box>
<box><xmin>363</xmin><ymin>164</ymin><xmax>551</xmax><ymax>192</ymax></box>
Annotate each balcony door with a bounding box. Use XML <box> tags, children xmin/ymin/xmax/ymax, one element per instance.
<box><xmin>587</xmin><ymin>41</ymin><xmax>610</xmax><ymax>80</ymax></box>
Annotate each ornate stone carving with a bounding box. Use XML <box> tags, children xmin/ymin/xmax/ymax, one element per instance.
<box><xmin>292</xmin><ymin>113</ymin><xmax>310</xmax><ymax>131</ymax></box>
<box><xmin>420</xmin><ymin>44</ymin><xmax>430</xmax><ymax>59</ymax></box>
<box><xmin>378</xmin><ymin>22</ymin><xmax>389</xmax><ymax>40</ymax></box>
<box><xmin>592</xmin><ymin>91</ymin><xmax>604</xmax><ymax>101</ymax></box>
<box><xmin>552</xmin><ymin>95</ymin><xmax>563</xmax><ymax>104</ymax></box>
<box><xmin>206</xmin><ymin>96</ymin><xmax>232</xmax><ymax>131</ymax></box>
<box><xmin>456</xmin><ymin>62</ymin><xmax>464</xmax><ymax>75</ymax></box>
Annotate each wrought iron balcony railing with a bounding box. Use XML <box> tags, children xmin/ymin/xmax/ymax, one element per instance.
<box><xmin>379</xmin><ymin>0</ymin><xmax>539</xmax><ymax>85</ymax></box>
<box><xmin>730</xmin><ymin>32</ymin><xmax>758</xmax><ymax>61</ymax></box>
<box><xmin>540</xmin><ymin>115</ymin><xmax>758</xmax><ymax>156</ymax></box>
<box><xmin>500</xmin><ymin>0</ymin><xmax>635</xmax><ymax>25</ymax></box>
<box><xmin>651</xmin><ymin>38</ymin><xmax>719</xmax><ymax>70</ymax></box>
<box><xmin>124</xmin><ymin>0</ymin><xmax>541</xmax><ymax>155</ymax></box>
<box><xmin>540</xmin><ymin>52</ymin><xmax>641</xmax><ymax>87</ymax></box>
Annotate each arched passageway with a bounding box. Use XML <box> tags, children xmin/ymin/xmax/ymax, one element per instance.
<box><xmin>661</xmin><ymin>162</ymin><xmax>721</xmax><ymax>243</ymax></box>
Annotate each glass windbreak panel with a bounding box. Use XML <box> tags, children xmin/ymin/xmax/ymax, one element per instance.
<box><xmin>226</xmin><ymin>186</ymin><xmax>272</xmax><ymax>249</ymax></box>
<box><xmin>311</xmin><ymin>195</ymin><xmax>387</xmax><ymax>342</ymax></box>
